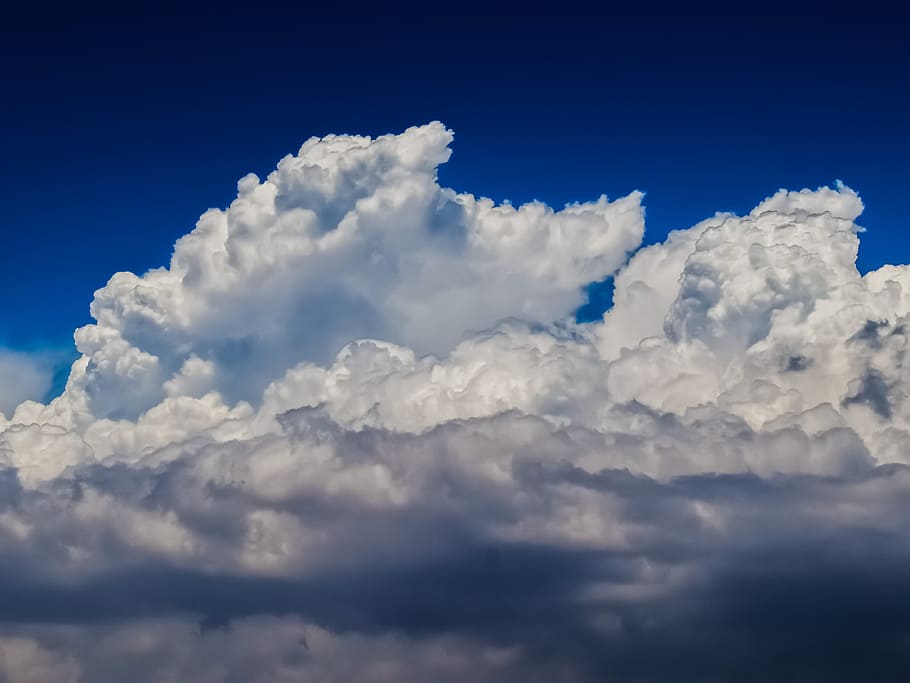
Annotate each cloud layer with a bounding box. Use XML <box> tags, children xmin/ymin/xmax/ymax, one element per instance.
<box><xmin>2</xmin><ymin>124</ymin><xmax>910</xmax><ymax>681</ymax></box>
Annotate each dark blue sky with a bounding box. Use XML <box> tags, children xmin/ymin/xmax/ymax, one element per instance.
<box><xmin>3</xmin><ymin>2</ymin><xmax>908</xmax><ymax>351</ymax></box>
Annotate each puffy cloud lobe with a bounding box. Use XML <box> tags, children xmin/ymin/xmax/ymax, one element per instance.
<box><xmin>2</xmin><ymin>125</ymin><xmax>910</xmax><ymax>680</ymax></box>
<box><xmin>75</xmin><ymin>122</ymin><xmax>644</xmax><ymax>418</ymax></box>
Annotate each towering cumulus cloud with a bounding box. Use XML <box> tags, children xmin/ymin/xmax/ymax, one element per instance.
<box><xmin>2</xmin><ymin>124</ymin><xmax>909</xmax><ymax>681</ymax></box>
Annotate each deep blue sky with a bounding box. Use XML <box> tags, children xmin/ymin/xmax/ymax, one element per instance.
<box><xmin>3</xmin><ymin>2</ymin><xmax>908</xmax><ymax>352</ymax></box>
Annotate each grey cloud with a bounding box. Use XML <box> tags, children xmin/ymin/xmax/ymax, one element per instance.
<box><xmin>1</xmin><ymin>457</ymin><xmax>910</xmax><ymax>681</ymax></box>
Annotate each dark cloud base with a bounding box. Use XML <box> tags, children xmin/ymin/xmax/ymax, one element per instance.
<box><xmin>2</xmin><ymin>464</ymin><xmax>909</xmax><ymax>681</ymax></box>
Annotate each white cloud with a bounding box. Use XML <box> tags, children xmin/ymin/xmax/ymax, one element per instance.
<box><xmin>70</xmin><ymin>122</ymin><xmax>643</xmax><ymax>418</ymax></box>
<box><xmin>0</xmin><ymin>350</ymin><xmax>54</xmax><ymax>420</ymax></box>
<box><xmin>2</xmin><ymin>124</ymin><xmax>910</xmax><ymax>680</ymax></box>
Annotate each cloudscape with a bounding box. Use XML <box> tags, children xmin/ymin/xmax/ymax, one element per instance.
<box><xmin>2</xmin><ymin>122</ymin><xmax>910</xmax><ymax>680</ymax></box>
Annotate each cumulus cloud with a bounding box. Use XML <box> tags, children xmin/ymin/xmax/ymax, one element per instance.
<box><xmin>71</xmin><ymin>122</ymin><xmax>643</xmax><ymax>418</ymax></box>
<box><xmin>3</xmin><ymin>124</ymin><xmax>910</xmax><ymax>680</ymax></box>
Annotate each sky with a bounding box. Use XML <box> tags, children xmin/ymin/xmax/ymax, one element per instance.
<box><xmin>3</xmin><ymin>4</ymin><xmax>910</xmax><ymax>681</ymax></box>
<box><xmin>3</xmin><ymin>2</ymin><xmax>908</xmax><ymax>351</ymax></box>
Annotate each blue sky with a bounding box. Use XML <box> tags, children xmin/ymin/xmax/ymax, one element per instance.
<box><xmin>3</xmin><ymin>2</ymin><xmax>907</xmax><ymax>351</ymax></box>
